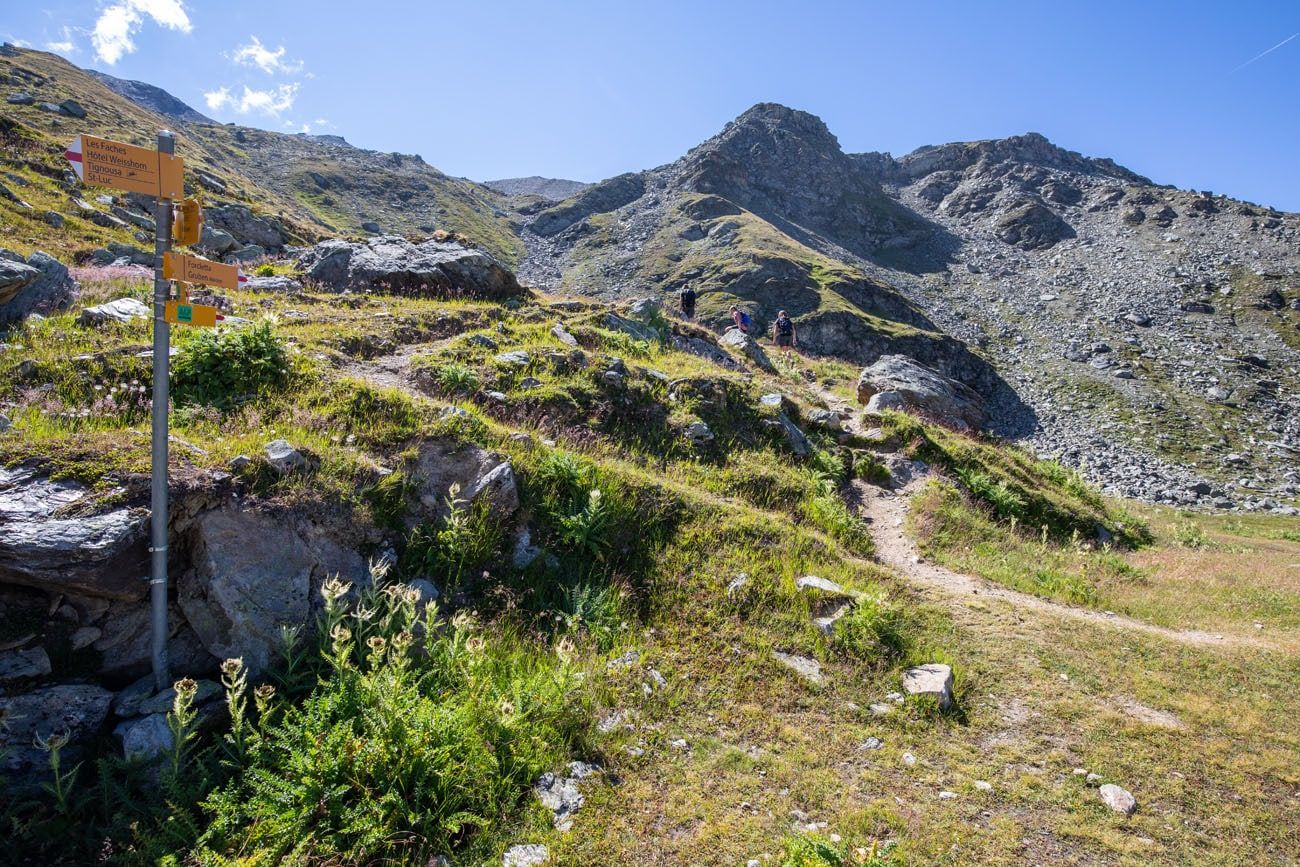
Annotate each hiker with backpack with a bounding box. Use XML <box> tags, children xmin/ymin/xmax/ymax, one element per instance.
<box><xmin>772</xmin><ymin>309</ymin><xmax>797</xmax><ymax>350</ymax></box>
<box><xmin>679</xmin><ymin>284</ymin><xmax>697</xmax><ymax>319</ymax></box>
<box><xmin>729</xmin><ymin>305</ymin><xmax>752</xmax><ymax>334</ymax></box>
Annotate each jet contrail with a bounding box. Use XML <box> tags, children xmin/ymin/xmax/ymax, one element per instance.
<box><xmin>1231</xmin><ymin>30</ymin><xmax>1300</xmax><ymax>73</ymax></box>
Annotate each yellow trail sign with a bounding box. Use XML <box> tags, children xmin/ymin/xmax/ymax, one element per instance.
<box><xmin>64</xmin><ymin>134</ymin><xmax>184</xmax><ymax>199</ymax></box>
<box><xmin>163</xmin><ymin>251</ymin><xmax>242</xmax><ymax>290</ymax></box>
<box><xmin>164</xmin><ymin>301</ymin><xmax>222</xmax><ymax>328</ymax></box>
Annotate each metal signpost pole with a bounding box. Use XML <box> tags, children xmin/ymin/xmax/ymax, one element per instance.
<box><xmin>150</xmin><ymin>131</ymin><xmax>176</xmax><ymax>692</ymax></box>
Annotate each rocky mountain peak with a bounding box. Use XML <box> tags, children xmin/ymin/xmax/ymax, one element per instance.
<box><xmin>86</xmin><ymin>69</ymin><xmax>213</xmax><ymax>125</ymax></box>
<box><xmin>674</xmin><ymin>103</ymin><xmax>926</xmax><ymax>257</ymax></box>
<box><xmin>891</xmin><ymin>131</ymin><xmax>1150</xmax><ymax>185</ymax></box>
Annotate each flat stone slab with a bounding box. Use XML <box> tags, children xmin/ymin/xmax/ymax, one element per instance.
<box><xmin>772</xmin><ymin>650</ymin><xmax>823</xmax><ymax>685</ymax></box>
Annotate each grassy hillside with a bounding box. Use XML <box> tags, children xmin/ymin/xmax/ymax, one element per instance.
<box><xmin>1</xmin><ymin>265</ymin><xmax>1296</xmax><ymax>864</ymax></box>
<box><xmin>0</xmin><ymin>47</ymin><xmax>522</xmax><ymax>264</ymax></box>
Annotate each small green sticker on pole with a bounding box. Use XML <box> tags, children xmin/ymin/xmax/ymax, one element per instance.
<box><xmin>177</xmin><ymin>304</ymin><xmax>193</xmax><ymax>322</ymax></box>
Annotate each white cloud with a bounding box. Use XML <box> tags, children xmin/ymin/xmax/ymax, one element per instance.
<box><xmin>45</xmin><ymin>27</ymin><xmax>77</xmax><ymax>55</ymax></box>
<box><xmin>204</xmin><ymin>83</ymin><xmax>298</xmax><ymax>117</ymax></box>
<box><xmin>92</xmin><ymin>0</ymin><xmax>191</xmax><ymax>65</ymax></box>
<box><xmin>231</xmin><ymin>35</ymin><xmax>302</xmax><ymax>75</ymax></box>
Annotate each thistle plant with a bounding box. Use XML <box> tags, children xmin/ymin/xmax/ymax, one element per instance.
<box><xmin>220</xmin><ymin>658</ymin><xmax>249</xmax><ymax>761</ymax></box>
<box><xmin>166</xmin><ymin>678</ymin><xmax>199</xmax><ymax>784</ymax></box>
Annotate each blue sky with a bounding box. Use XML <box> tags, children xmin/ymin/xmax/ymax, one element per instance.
<box><xmin>7</xmin><ymin>1</ymin><xmax>1300</xmax><ymax>210</ymax></box>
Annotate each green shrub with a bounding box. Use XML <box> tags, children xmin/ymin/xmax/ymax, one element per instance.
<box><xmin>953</xmin><ymin>466</ymin><xmax>1027</xmax><ymax>521</ymax></box>
<box><xmin>780</xmin><ymin>832</ymin><xmax>896</xmax><ymax>866</ymax></box>
<box><xmin>403</xmin><ymin>485</ymin><xmax>504</xmax><ymax>590</ymax></box>
<box><xmin>172</xmin><ymin>321</ymin><xmax>290</xmax><ymax>409</ymax></box>
<box><xmin>1172</xmin><ymin>521</ymin><xmax>1214</xmax><ymax>549</ymax></box>
<box><xmin>254</xmin><ymin>263</ymin><xmax>275</xmax><ymax>277</ymax></box>
<box><xmin>435</xmin><ymin>363</ymin><xmax>479</xmax><ymax>395</ymax></box>
<box><xmin>853</xmin><ymin>451</ymin><xmax>892</xmax><ymax>486</ymax></box>
<box><xmin>196</xmin><ymin>569</ymin><xmax>590</xmax><ymax>863</ymax></box>
<box><xmin>830</xmin><ymin>592</ymin><xmax>908</xmax><ymax>663</ymax></box>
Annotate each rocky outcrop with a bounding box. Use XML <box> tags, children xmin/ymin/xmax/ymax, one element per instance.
<box><xmin>0</xmin><ymin>249</ymin><xmax>78</xmax><ymax>323</ymax></box>
<box><xmin>718</xmin><ymin>328</ymin><xmax>775</xmax><ymax>373</ymax></box>
<box><xmin>297</xmin><ymin>236</ymin><xmax>524</xmax><ymax>300</ymax></box>
<box><xmin>857</xmin><ymin>354</ymin><xmax>988</xmax><ymax>430</ymax></box>
<box><xmin>203</xmin><ymin>203</ymin><xmax>287</xmax><ymax>250</ymax></box>
<box><xmin>405</xmin><ymin>439</ymin><xmax>520</xmax><ymax>525</ymax></box>
<box><xmin>0</xmin><ymin>466</ymin><xmax>149</xmax><ymax>600</ymax></box>
<box><xmin>530</xmin><ymin>172</ymin><xmax>645</xmax><ymax>237</ymax></box>
<box><xmin>179</xmin><ymin>506</ymin><xmax>369</xmax><ymax>672</ymax></box>
<box><xmin>995</xmin><ymin>199</ymin><xmax>1073</xmax><ymax>250</ymax></box>
<box><xmin>0</xmin><ymin>684</ymin><xmax>113</xmax><ymax>779</ymax></box>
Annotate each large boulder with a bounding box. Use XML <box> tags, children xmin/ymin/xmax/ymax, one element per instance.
<box><xmin>718</xmin><ymin>328</ymin><xmax>775</xmax><ymax>373</ymax></box>
<box><xmin>405</xmin><ymin>439</ymin><xmax>520</xmax><ymax>524</ymax></box>
<box><xmin>0</xmin><ymin>249</ymin><xmax>78</xmax><ymax>323</ymax></box>
<box><xmin>857</xmin><ymin>355</ymin><xmax>988</xmax><ymax>430</ymax></box>
<box><xmin>78</xmin><ymin>297</ymin><xmax>150</xmax><ymax>327</ymax></box>
<box><xmin>995</xmin><ymin>199</ymin><xmax>1073</xmax><ymax>250</ymax></box>
<box><xmin>203</xmin><ymin>203</ymin><xmax>287</xmax><ymax>250</ymax></box>
<box><xmin>296</xmin><ymin>236</ymin><xmax>523</xmax><ymax>300</ymax></box>
<box><xmin>179</xmin><ymin>506</ymin><xmax>368</xmax><ymax>672</ymax></box>
<box><xmin>0</xmin><ymin>684</ymin><xmax>113</xmax><ymax>780</ymax></box>
<box><xmin>0</xmin><ymin>466</ymin><xmax>149</xmax><ymax>600</ymax></box>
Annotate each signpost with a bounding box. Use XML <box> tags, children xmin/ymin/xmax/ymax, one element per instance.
<box><xmin>163</xmin><ymin>251</ymin><xmax>242</xmax><ymax>291</ymax></box>
<box><xmin>64</xmin><ymin>134</ymin><xmax>184</xmax><ymax>199</ymax></box>
<box><xmin>66</xmin><ymin>131</ymin><xmax>234</xmax><ymax>692</ymax></box>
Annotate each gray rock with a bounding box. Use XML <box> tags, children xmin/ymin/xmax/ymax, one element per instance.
<box><xmin>551</xmin><ymin>322</ymin><xmax>578</xmax><ymax>346</ymax></box>
<box><xmin>42</xmin><ymin>210</ymin><xmax>64</xmax><ymax>228</ymax></box>
<box><xmin>857</xmin><ymin>355</ymin><xmax>987</xmax><ymax>430</ymax></box>
<box><xmin>503</xmin><ymin>844</ymin><xmax>550</xmax><ymax>867</ymax></box>
<box><xmin>114</xmin><ymin>712</ymin><xmax>172</xmax><ymax>761</ymax></box>
<box><xmin>296</xmin><ymin>236</ymin><xmax>522</xmax><ymax>299</ymax></box>
<box><xmin>264</xmin><ymin>439</ymin><xmax>305</xmax><ymax>474</ymax></box>
<box><xmin>467</xmin><ymin>334</ymin><xmax>499</xmax><ymax>350</ymax></box>
<box><xmin>0</xmin><ymin>646</ymin><xmax>51</xmax><ymax>681</ymax></box>
<box><xmin>244</xmin><ymin>275</ymin><xmax>302</xmax><ymax>293</ymax></box>
<box><xmin>0</xmin><ymin>249</ymin><xmax>78</xmax><ymax>323</ymax></box>
<box><xmin>111</xmin><ymin>206</ymin><xmax>155</xmax><ymax>232</ymax></box>
<box><xmin>204</xmin><ymin>203</ymin><xmax>287</xmax><ymax>249</ymax></box>
<box><xmin>6</xmin><ymin>92</ymin><xmax>34</xmax><ymax>105</ymax></box>
<box><xmin>361</xmin><ymin>221</ymin><xmax>382</xmax><ymax>233</ymax></box>
<box><xmin>684</xmin><ymin>420</ymin><xmax>714</xmax><ymax>446</ymax></box>
<box><xmin>1099</xmin><ymin>783</ymin><xmax>1137</xmax><ymax>816</ymax></box>
<box><xmin>627</xmin><ymin>296</ymin><xmax>663</xmax><ymax>322</ymax></box>
<box><xmin>0</xmin><ymin>684</ymin><xmax>113</xmax><ymax>779</ymax></box>
<box><xmin>408</xmin><ymin>439</ymin><xmax>520</xmax><ymax>524</ymax></box>
<box><xmin>718</xmin><ymin>328</ymin><xmax>776</xmax><ymax>372</ymax></box>
<box><xmin>865</xmin><ymin>390</ymin><xmax>905</xmax><ymax>414</ymax></box>
<box><xmin>135</xmin><ymin>678</ymin><xmax>221</xmax><ymax>716</ymax></box>
<box><xmin>530</xmin><ymin>171</ymin><xmax>645</xmax><ymax>237</ymax></box>
<box><xmin>511</xmin><ymin>526</ymin><xmax>541</xmax><ymax>569</ymax></box>
<box><xmin>795</xmin><ymin>575</ymin><xmax>851</xmax><ymax>596</ymax></box>
<box><xmin>534</xmin><ymin>761</ymin><xmax>601</xmax><ymax>831</ymax></box>
<box><xmin>0</xmin><ymin>465</ymin><xmax>148</xmax><ymax>600</ymax></box>
<box><xmin>230</xmin><ymin>244</ymin><xmax>268</xmax><ymax>263</ymax></box>
<box><xmin>495</xmin><ymin>350</ymin><xmax>532</xmax><ymax>367</ymax></box>
<box><xmin>770</xmin><ymin>413</ymin><xmax>811</xmax><ymax>457</ymax></box>
<box><xmin>78</xmin><ymin>297</ymin><xmax>150</xmax><ymax>326</ymax></box>
<box><xmin>59</xmin><ymin>99</ymin><xmax>87</xmax><ymax>118</ymax></box>
<box><xmin>995</xmin><ymin>199</ymin><xmax>1073</xmax><ymax>250</ymax></box>
<box><xmin>901</xmin><ymin>663</ymin><xmax>954</xmax><ymax>711</ymax></box>
<box><xmin>197</xmin><ymin>225</ymin><xmax>240</xmax><ymax>256</ymax></box>
<box><xmin>603</xmin><ymin>312</ymin><xmax>658</xmax><ymax>342</ymax></box>
<box><xmin>807</xmin><ymin>408</ymin><xmax>842</xmax><ymax>430</ymax></box>
<box><xmin>772</xmin><ymin>650</ymin><xmax>823</xmax><ymax>685</ymax></box>
<box><xmin>179</xmin><ymin>506</ymin><xmax>366</xmax><ymax>672</ymax></box>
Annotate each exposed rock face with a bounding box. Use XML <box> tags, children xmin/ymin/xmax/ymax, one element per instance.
<box><xmin>678</xmin><ymin>103</ymin><xmax>927</xmax><ymax>256</ymax></box>
<box><xmin>718</xmin><ymin>328</ymin><xmax>775</xmax><ymax>373</ymax></box>
<box><xmin>406</xmin><ymin>439</ymin><xmax>520</xmax><ymax>524</ymax></box>
<box><xmin>483</xmin><ymin>176</ymin><xmax>590</xmax><ymax>202</ymax></box>
<box><xmin>0</xmin><ymin>466</ymin><xmax>149</xmax><ymax>600</ymax></box>
<box><xmin>0</xmin><ymin>684</ymin><xmax>114</xmax><ymax>779</ymax></box>
<box><xmin>203</xmin><ymin>203</ymin><xmax>287</xmax><ymax>250</ymax></box>
<box><xmin>530</xmin><ymin>172</ymin><xmax>645</xmax><ymax>237</ymax></box>
<box><xmin>179</xmin><ymin>506</ymin><xmax>368</xmax><ymax>672</ymax></box>
<box><xmin>0</xmin><ymin>249</ymin><xmax>78</xmax><ymax>323</ymax></box>
<box><xmin>857</xmin><ymin>355</ymin><xmax>988</xmax><ymax>430</ymax></box>
<box><xmin>297</xmin><ymin>236</ymin><xmax>523</xmax><ymax>300</ymax></box>
<box><xmin>995</xmin><ymin>199</ymin><xmax>1073</xmax><ymax>250</ymax></box>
